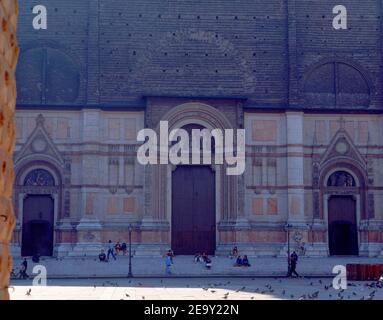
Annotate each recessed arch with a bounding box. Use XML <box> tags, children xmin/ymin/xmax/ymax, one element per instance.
<box><xmin>16</xmin><ymin>44</ymin><xmax>81</xmax><ymax>104</ymax></box>
<box><xmin>157</xmin><ymin>102</ymin><xmax>233</xmax><ymax>132</ymax></box>
<box><xmin>303</xmin><ymin>58</ymin><xmax>372</xmax><ymax>108</ymax></box>
<box><xmin>319</xmin><ymin>161</ymin><xmax>367</xmax><ymax>256</ymax></box>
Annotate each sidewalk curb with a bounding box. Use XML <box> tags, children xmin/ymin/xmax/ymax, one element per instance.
<box><xmin>11</xmin><ymin>274</ymin><xmax>335</xmax><ymax>280</ymax></box>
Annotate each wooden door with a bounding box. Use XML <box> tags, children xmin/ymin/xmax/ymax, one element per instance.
<box><xmin>22</xmin><ymin>195</ymin><xmax>54</xmax><ymax>257</ymax></box>
<box><xmin>172</xmin><ymin>166</ymin><xmax>215</xmax><ymax>255</ymax></box>
<box><xmin>328</xmin><ymin>196</ymin><xmax>358</xmax><ymax>256</ymax></box>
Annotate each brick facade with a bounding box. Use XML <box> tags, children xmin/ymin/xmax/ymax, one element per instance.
<box><xmin>11</xmin><ymin>1</ymin><xmax>383</xmax><ymax>258</ymax></box>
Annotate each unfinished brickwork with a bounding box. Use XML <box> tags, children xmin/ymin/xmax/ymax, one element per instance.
<box><xmin>0</xmin><ymin>0</ymin><xmax>18</xmax><ymax>301</ymax></box>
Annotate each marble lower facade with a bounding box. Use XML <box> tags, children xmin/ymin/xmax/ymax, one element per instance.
<box><xmin>10</xmin><ymin>98</ymin><xmax>383</xmax><ymax>258</ymax></box>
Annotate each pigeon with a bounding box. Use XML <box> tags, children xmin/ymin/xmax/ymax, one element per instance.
<box><xmin>202</xmin><ymin>288</ymin><xmax>209</xmax><ymax>291</ymax></box>
<box><xmin>125</xmin><ymin>293</ymin><xmax>130</xmax><ymax>298</ymax></box>
<box><xmin>311</xmin><ymin>291</ymin><xmax>319</xmax><ymax>299</ymax></box>
<box><xmin>250</xmin><ymin>297</ymin><xmax>254</xmax><ymax>300</ymax></box>
<box><xmin>211</xmin><ymin>290</ymin><xmax>216</xmax><ymax>293</ymax></box>
<box><xmin>142</xmin><ymin>296</ymin><xmax>145</xmax><ymax>300</ymax></box>
<box><xmin>26</xmin><ymin>289</ymin><xmax>32</xmax><ymax>296</ymax></box>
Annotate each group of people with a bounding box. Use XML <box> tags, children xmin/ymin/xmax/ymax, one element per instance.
<box><xmin>230</xmin><ymin>246</ymin><xmax>251</xmax><ymax>267</ymax></box>
<box><xmin>11</xmin><ymin>258</ymin><xmax>29</xmax><ymax>279</ymax></box>
<box><xmin>99</xmin><ymin>240</ymin><xmax>129</xmax><ymax>262</ymax></box>
<box><xmin>194</xmin><ymin>252</ymin><xmax>213</xmax><ymax>269</ymax></box>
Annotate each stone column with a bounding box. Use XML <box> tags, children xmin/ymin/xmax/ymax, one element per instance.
<box><xmin>281</xmin><ymin>112</ymin><xmax>309</xmax><ymax>255</ymax></box>
<box><xmin>0</xmin><ymin>0</ymin><xmax>18</xmax><ymax>300</ymax></box>
<box><xmin>286</xmin><ymin>112</ymin><xmax>305</xmax><ymax>221</ymax></box>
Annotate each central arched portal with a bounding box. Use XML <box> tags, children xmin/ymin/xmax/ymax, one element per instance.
<box><xmin>172</xmin><ymin>165</ymin><xmax>216</xmax><ymax>255</ymax></box>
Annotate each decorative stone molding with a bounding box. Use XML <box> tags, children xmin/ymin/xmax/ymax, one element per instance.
<box><xmin>0</xmin><ymin>0</ymin><xmax>18</xmax><ymax>301</ymax></box>
<box><xmin>312</xmin><ymin>126</ymin><xmax>369</xmax><ymax>221</ymax></box>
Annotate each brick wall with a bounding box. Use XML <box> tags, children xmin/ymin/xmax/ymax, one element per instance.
<box><xmin>0</xmin><ymin>0</ymin><xmax>18</xmax><ymax>301</ymax></box>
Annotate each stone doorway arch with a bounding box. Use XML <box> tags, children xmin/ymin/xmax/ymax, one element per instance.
<box><xmin>141</xmin><ymin>102</ymin><xmax>245</xmax><ymax>255</ymax></box>
<box><xmin>321</xmin><ymin>165</ymin><xmax>366</xmax><ymax>256</ymax></box>
<box><xmin>13</xmin><ymin>161</ymin><xmax>63</xmax><ymax>257</ymax></box>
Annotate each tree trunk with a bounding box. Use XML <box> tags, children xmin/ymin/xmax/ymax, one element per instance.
<box><xmin>0</xmin><ymin>0</ymin><xmax>18</xmax><ymax>301</ymax></box>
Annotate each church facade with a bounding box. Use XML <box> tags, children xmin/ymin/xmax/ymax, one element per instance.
<box><xmin>11</xmin><ymin>0</ymin><xmax>383</xmax><ymax>257</ymax></box>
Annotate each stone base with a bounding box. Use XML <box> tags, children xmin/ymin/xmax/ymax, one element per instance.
<box><xmin>303</xmin><ymin>243</ymin><xmax>329</xmax><ymax>257</ymax></box>
<box><xmin>68</xmin><ymin>243</ymin><xmax>103</xmax><ymax>257</ymax></box>
<box><xmin>253</xmin><ymin>243</ymin><xmax>283</xmax><ymax>257</ymax></box>
<box><xmin>54</xmin><ymin>243</ymin><xmax>74</xmax><ymax>257</ymax></box>
<box><xmin>215</xmin><ymin>243</ymin><xmax>282</xmax><ymax>257</ymax></box>
<box><xmin>279</xmin><ymin>242</ymin><xmax>329</xmax><ymax>258</ymax></box>
<box><xmin>10</xmin><ymin>244</ymin><xmax>21</xmax><ymax>258</ymax></box>
<box><xmin>134</xmin><ymin>243</ymin><xmax>168</xmax><ymax>257</ymax></box>
<box><xmin>215</xmin><ymin>243</ymin><xmax>256</xmax><ymax>257</ymax></box>
<box><xmin>359</xmin><ymin>242</ymin><xmax>383</xmax><ymax>257</ymax></box>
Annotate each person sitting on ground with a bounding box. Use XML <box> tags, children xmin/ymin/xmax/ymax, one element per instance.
<box><xmin>121</xmin><ymin>242</ymin><xmax>127</xmax><ymax>255</ymax></box>
<box><xmin>205</xmin><ymin>256</ymin><xmax>212</xmax><ymax>270</ymax></box>
<box><xmin>231</xmin><ymin>246</ymin><xmax>239</xmax><ymax>259</ymax></box>
<box><xmin>10</xmin><ymin>268</ymin><xmax>16</xmax><ymax>279</ymax></box>
<box><xmin>32</xmin><ymin>253</ymin><xmax>40</xmax><ymax>263</ymax></box>
<box><xmin>99</xmin><ymin>249</ymin><xmax>107</xmax><ymax>262</ymax></box>
<box><xmin>234</xmin><ymin>255</ymin><xmax>243</xmax><ymax>267</ymax></box>
<box><xmin>18</xmin><ymin>258</ymin><xmax>29</xmax><ymax>279</ymax></box>
<box><xmin>194</xmin><ymin>252</ymin><xmax>202</xmax><ymax>263</ymax></box>
<box><xmin>115</xmin><ymin>241</ymin><xmax>122</xmax><ymax>255</ymax></box>
<box><xmin>242</xmin><ymin>255</ymin><xmax>251</xmax><ymax>267</ymax></box>
<box><xmin>201</xmin><ymin>252</ymin><xmax>209</xmax><ymax>263</ymax></box>
<box><xmin>167</xmin><ymin>249</ymin><xmax>174</xmax><ymax>264</ymax></box>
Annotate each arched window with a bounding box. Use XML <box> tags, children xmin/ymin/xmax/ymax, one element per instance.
<box><xmin>17</xmin><ymin>47</ymin><xmax>80</xmax><ymax>104</ymax></box>
<box><xmin>304</xmin><ymin>62</ymin><xmax>370</xmax><ymax>108</ymax></box>
<box><xmin>24</xmin><ymin>169</ymin><xmax>55</xmax><ymax>186</ymax></box>
<box><xmin>327</xmin><ymin>171</ymin><xmax>356</xmax><ymax>187</ymax></box>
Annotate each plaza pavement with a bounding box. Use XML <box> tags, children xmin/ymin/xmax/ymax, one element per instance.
<box><xmin>9</xmin><ymin>277</ymin><xmax>383</xmax><ymax>300</ymax></box>
<box><xmin>11</xmin><ymin>255</ymin><xmax>383</xmax><ymax>278</ymax></box>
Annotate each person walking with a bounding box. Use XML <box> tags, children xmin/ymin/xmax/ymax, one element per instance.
<box><xmin>107</xmin><ymin>240</ymin><xmax>116</xmax><ymax>261</ymax></box>
<box><xmin>165</xmin><ymin>254</ymin><xmax>172</xmax><ymax>275</ymax></box>
<box><xmin>287</xmin><ymin>251</ymin><xmax>299</xmax><ymax>277</ymax></box>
